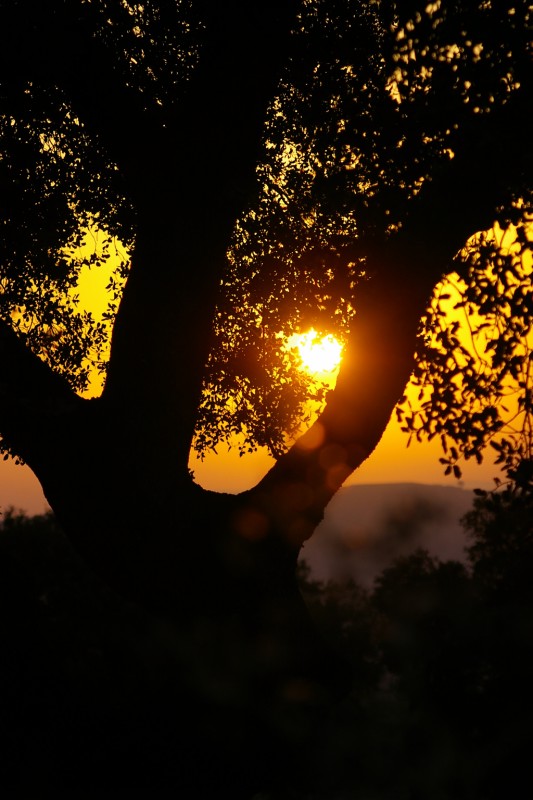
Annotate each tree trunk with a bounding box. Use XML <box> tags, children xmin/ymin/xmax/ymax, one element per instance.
<box><xmin>1</xmin><ymin>1</ymin><xmax>529</xmax><ymax>793</ymax></box>
<box><xmin>3</xmin><ymin>430</ymin><xmax>348</xmax><ymax>794</ymax></box>
<box><xmin>0</xmin><ymin>145</ymin><xmax>515</xmax><ymax>790</ymax></box>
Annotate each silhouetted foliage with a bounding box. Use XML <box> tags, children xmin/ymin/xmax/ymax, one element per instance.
<box><xmin>399</xmin><ymin>223</ymin><xmax>533</xmax><ymax>481</ymax></box>
<box><xmin>298</xmin><ymin>561</ymin><xmax>382</xmax><ymax>694</ymax></box>
<box><xmin>0</xmin><ymin>509</ymin><xmax>189</xmax><ymax>789</ymax></box>
<box><xmin>3</xmin><ymin>476</ymin><xmax>533</xmax><ymax>797</ymax></box>
<box><xmin>0</xmin><ymin>0</ymin><xmax>530</xmax><ymax>462</ymax></box>
<box><xmin>195</xmin><ymin>0</ymin><xmax>533</xmax><ymax>461</ymax></box>
<box><xmin>0</xmin><ymin>1</ymin><xmax>531</xmax><ymax>796</ymax></box>
<box><xmin>0</xmin><ymin>508</ymin><xmax>316</xmax><ymax>794</ymax></box>
<box><xmin>290</xmin><ymin>480</ymin><xmax>533</xmax><ymax>799</ymax></box>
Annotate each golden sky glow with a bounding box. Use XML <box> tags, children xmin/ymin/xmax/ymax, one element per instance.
<box><xmin>1</xmin><ymin>224</ymin><xmax>528</xmax><ymax>513</ymax></box>
<box><xmin>72</xmin><ymin>234</ymin><xmax>128</xmax><ymax>321</ymax></box>
<box><xmin>66</xmin><ymin>228</ymin><xmax>129</xmax><ymax>396</ymax></box>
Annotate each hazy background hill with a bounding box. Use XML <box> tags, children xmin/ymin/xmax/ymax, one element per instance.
<box><xmin>300</xmin><ymin>483</ymin><xmax>475</xmax><ymax>586</ymax></box>
<box><xmin>0</xmin><ymin>469</ymin><xmax>476</xmax><ymax>591</ymax></box>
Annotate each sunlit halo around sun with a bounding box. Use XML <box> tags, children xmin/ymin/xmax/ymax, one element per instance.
<box><xmin>292</xmin><ymin>329</ymin><xmax>343</xmax><ymax>375</ymax></box>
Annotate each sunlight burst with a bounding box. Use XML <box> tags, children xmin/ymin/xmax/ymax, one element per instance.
<box><xmin>292</xmin><ymin>329</ymin><xmax>343</xmax><ymax>375</ymax></box>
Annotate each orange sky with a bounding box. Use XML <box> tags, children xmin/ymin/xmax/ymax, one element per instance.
<box><xmin>189</xmin><ymin>411</ymin><xmax>500</xmax><ymax>495</ymax></box>
<box><xmin>1</xmin><ymin>402</ymin><xmax>500</xmax><ymax>516</ymax></box>
<box><xmin>0</xmin><ymin>226</ymin><xmax>520</xmax><ymax>516</ymax></box>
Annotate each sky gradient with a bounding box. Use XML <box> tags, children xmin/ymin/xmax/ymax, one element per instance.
<box><xmin>1</xmin><ymin>407</ymin><xmax>500</xmax><ymax>516</ymax></box>
<box><xmin>0</xmin><ymin>230</ymin><xmax>516</xmax><ymax>516</ymax></box>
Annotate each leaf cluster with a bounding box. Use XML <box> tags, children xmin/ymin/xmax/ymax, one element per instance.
<box><xmin>0</xmin><ymin>84</ymin><xmax>133</xmax><ymax>405</ymax></box>
<box><xmin>398</xmin><ymin>214</ymin><xmax>533</xmax><ymax>480</ymax></box>
<box><xmin>199</xmin><ymin>0</ymin><xmax>530</xmax><ymax>457</ymax></box>
<box><xmin>0</xmin><ymin>0</ymin><xmax>530</xmax><ymax>464</ymax></box>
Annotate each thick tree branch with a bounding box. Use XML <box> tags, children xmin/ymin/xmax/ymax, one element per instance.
<box><xmin>102</xmin><ymin>3</ymin><xmax>302</xmax><ymax>470</ymax></box>
<box><xmin>246</xmin><ymin>85</ymin><xmax>532</xmax><ymax>549</ymax></box>
<box><xmin>0</xmin><ymin>1</ymin><xmax>302</xmax><ymax>477</ymax></box>
<box><xmin>247</xmin><ymin>247</ymin><xmax>436</xmax><ymax>548</ymax></box>
<box><xmin>0</xmin><ymin>319</ymin><xmax>81</xmax><ymax>461</ymax></box>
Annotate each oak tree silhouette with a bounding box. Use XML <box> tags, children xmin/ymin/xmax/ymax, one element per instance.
<box><xmin>0</xmin><ymin>0</ymin><xmax>531</xmax><ymax>793</ymax></box>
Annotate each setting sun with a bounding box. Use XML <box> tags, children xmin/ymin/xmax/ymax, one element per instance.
<box><xmin>292</xmin><ymin>329</ymin><xmax>343</xmax><ymax>376</ymax></box>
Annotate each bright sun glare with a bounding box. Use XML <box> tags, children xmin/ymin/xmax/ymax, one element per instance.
<box><xmin>292</xmin><ymin>329</ymin><xmax>343</xmax><ymax>375</ymax></box>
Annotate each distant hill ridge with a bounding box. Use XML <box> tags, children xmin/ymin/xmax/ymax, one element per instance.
<box><xmin>300</xmin><ymin>483</ymin><xmax>475</xmax><ymax>586</ymax></box>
